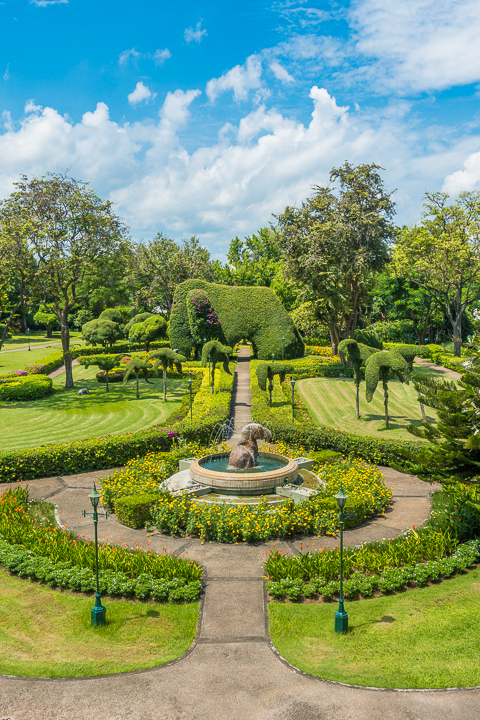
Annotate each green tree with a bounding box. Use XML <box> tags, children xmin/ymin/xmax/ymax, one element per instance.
<box><xmin>33</xmin><ymin>306</ymin><xmax>58</xmax><ymax>338</ymax></box>
<box><xmin>82</xmin><ymin>318</ymin><xmax>124</xmax><ymax>347</ymax></box>
<box><xmin>276</xmin><ymin>162</ymin><xmax>395</xmax><ymax>356</ymax></box>
<box><xmin>128</xmin><ymin>234</ymin><xmax>213</xmax><ymax>316</ymax></box>
<box><xmin>201</xmin><ymin>340</ymin><xmax>232</xmax><ymax>394</ymax></box>
<box><xmin>122</xmin><ymin>357</ymin><xmax>153</xmax><ymax>399</ymax></box>
<box><xmin>393</xmin><ymin>192</ymin><xmax>480</xmax><ymax>356</ymax></box>
<box><xmin>365</xmin><ymin>350</ymin><xmax>409</xmax><ymax>429</ymax></box>
<box><xmin>338</xmin><ymin>339</ymin><xmax>379</xmax><ymax>419</ymax></box>
<box><xmin>79</xmin><ymin>354</ymin><xmax>124</xmax><ymax>393</ymax></box>
<box><xmin>148</xmin><ymin>348</ymin><xmax>186</xmax><ymax>401</ymax></box>
<box><xmin>128</xmin><ymin>315</ymin><xmax>167</xmax><ymax>351</ymax></box>
<box><xmin>0</xmin><ymin>174</ymin><xmax>129</xmax><ymax>387</ymax></box>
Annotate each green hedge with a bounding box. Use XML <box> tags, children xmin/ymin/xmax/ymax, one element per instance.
<box><xmin>170</xmin><ymin>279</ymin><xmax>304</xmax><ymax>360</ymax></box>
<box><xmin>0</xmin><ymin>374</ymin><xmax>52</xmax><ymax>401</ymax></box>
<box><xmin>115</xmin><ymin>493</ymin><xmax>160</xmax><ymax>528</ymax></box>
<box><xmin>25</xmin><ymin>350</ymin><xmax>65</xmax><ymax>375</ymax></box>
<box><xmin>71</xmin><ymin>340</ymin><xmax>170</xmax><ymax>357</ymax></box>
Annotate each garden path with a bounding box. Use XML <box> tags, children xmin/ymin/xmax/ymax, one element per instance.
<box><xmin>2</xmin><ymin>466</ymin><xmax>477</xmax><ymax>719</ymax></box>
<box><xmin>414</xmin><ymin>355</ymin><xmax>462</xmax><ymax>380</ymax></box>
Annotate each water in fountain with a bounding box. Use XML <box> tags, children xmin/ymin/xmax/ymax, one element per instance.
<box><xmin>202</xmin><ymin>418</ymin><xmax>235</xmax><ymax>465</ymax></box>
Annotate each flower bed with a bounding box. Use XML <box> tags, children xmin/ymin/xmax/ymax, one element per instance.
<box><xmin>0</xmin><ymin>488</ymin><xmax>202</xmax><ymax>601</ymax></box>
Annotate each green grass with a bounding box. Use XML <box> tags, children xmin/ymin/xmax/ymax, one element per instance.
<box><xmin>269</xmin><ymin>566</ymin><xmax>480</xmax><ymax>688</ymax></box>
<box><xmin>0</xmin><ymin>571</ymin><xmax>197</xmax><ymax>677</ymax></box>
<box><xmin>0</xmin><ymin>364</ymin><xmax>186</xmax><ymax>450</ymax></box>
<box><xmin>1</xmin><ymin>330</ymin><xmax>84</xmax><ymax>352</ymax></box>
<box><xmin>297</xmin><ymin>366</ymin><xmax>441</xmax><ymax>441</ymax></box>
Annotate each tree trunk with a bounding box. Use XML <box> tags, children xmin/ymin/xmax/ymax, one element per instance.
<box><xmin>451</xmin><ymin>316</ymin><xmax>463</xmax><ymax>357</ymax></box>
<box><xmin>417</xmin><ymin>388</ymin><xmax>427</xmax><ymax>422</ymax></box>
<box><xmin>136</xmin><ymin>372</ymin><xmax>139</xmax><ymax>399</ymax></box>
<box><xmin>105</xmin><ymin>370</ymin><xmax>109</xmax><ymax>393</ymax></box>
<box><xmin>0</xmin><ymin>298</ymin><xmax>22</xmax><ymax>351</ymax></box>
<box><xmin>47</xmin><ymin>328</ymin><xmax>53</xmax><ymax>338</ymax></box>
<box><xmin>60</xmin><ymin>310</ymin><xmax>74</xmax><ymax>389</ymax></box>
<box><xmin>163</xmin><ymin>365</ymin><xmax>167</xmax><ymax>402</ymax></box>
<box><xmin>355</xmin><ymin>383</ymin><xmax>360</xmax><ymax>420</ymax></box>
<box><xmin>383</xmin><ymin>377</ymin><xmax>389</xmax><ymax>429</ymax></box>
<box><xmin>211</xmin><ymin>363</ymin><xmax>215</xmax><ymax>394</ymax></box>
<box><xmin>268</xmin><ymin>378</ymin><xmax>273</xmax><ymax>407</ymax></box>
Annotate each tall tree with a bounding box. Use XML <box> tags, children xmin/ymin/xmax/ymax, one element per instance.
<box><xmin>128</xmin><ymin>234</ymin><xmax>213</xmax><ymax>316</ymax></box>
<box><xmin>0</xmin><ymin>174</ymin><xmax>130</xmax><ymax>387</ymax></box>
<box><xmin>393</xmin><ymin>191</ymin><xmax>480</xmax><ymax>356</ymax></box>
<box><xmin>276</xmin><ymin>162</ymin><xmax>395</xmax><ymax>355</ymax></box>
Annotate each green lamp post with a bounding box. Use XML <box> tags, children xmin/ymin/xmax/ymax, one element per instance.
<box><xmin>26</xmin><ymin>326</ymin><xmax>31</xmax><ymax>352</ymax></box>
<box><xmin>134</xmin><ymin>333</ymin><xmax>138</xmax><ymax>352</ymax></box>
<box><xmin>271</xmin><ymin>352</ymin><xmax>275</xmax><ymax>363</ymax></box>
<box><xmin>282</xmin><ymin>336</ymin><xmax>285</xmax><ymax>361</ymax></box>
<box><xmin>290</xmin><ymin>376</ymin><xmax>296</xmax><ymax>423</ymax></box>
<box><xmin>188</xmin><ymin>374</ymin><xmax>193</xmax><ymax>420</ymax></box>
<box><xmin>334</xmin><ymin>484</ymin><xmax>353</xmax><ymax>634</ymax></box>
<box><xmin>82</xmin><ymin>484</ymin><xmax>108</xmax><ymax>626</ymax></box>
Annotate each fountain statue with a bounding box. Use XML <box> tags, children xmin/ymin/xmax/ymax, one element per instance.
<box><xmin>228</xmin><ymin>423</ymin><xmax>272</xmax><ymax>469</ymax></box>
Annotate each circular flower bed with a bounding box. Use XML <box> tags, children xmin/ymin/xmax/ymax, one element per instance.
<box><xmin>0</xmin><ymin>374</ymin><xmax>52</xmax><ymax>401</ymax></box>
<box><xmin>101</xmin><ymin>441</ymin><xmax>392</xmax><ymax>543</ymax></box>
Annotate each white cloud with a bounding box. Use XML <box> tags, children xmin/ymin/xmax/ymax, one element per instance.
<box><xmin>269</xmin><ymin>61</ymin><xmax>294</xmax><ymax>83</ymax></box>
<box><xmin>184</xmin><ymin>20</ymin><xmax>207</xmax><ymax>44</ymax></box>
<box><xmin>128</xmin><ymin>82</ymin><xmax>155</xmax><ymax>105</ymax></box>
<box><xmin>119</xmin><ymin>48</ymin><xmax>141</xmax><ymax>66</ymax></box>
<box><xmin>3</xmin><ymin>64</ymin><xmax>9</xmax><ymax>81</ymax></box>
<box><xmin>206</xmin><ymin>55</ymin><xmax>263</xmax><ymax>102</ymax></box>
<box><xmin>443</xmin><ymin>150</ymin><xmax>480</xmax><ymax>194</ymax></box>
<box><xmin>0</xmin><ymin>87</ymin><xmax>478</xmax><ymax>255</ymax></box>
<box><xmin>152</xmin><ymin>48</ymin><xmax>171</xmax><ymax>66</ymax></box>
<box><xmin>350</xmin><ymin>0</ymin><xmax>480</xmax><ymax>92</ymax></box>
<box><xmin>30</xmin><ymin>0</ymin><xmax>67</xmax><ymax>5</ymax></box>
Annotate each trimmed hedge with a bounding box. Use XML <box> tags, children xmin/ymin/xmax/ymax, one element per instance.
<box><xmin>71</xmin><ymin>340</ymin><xmax>170</xmax><ymax>358</ymax></box>
<box><xmin>0</xmin><ymin>374</ymin><xmax>52</xmax><ymax>401</ymax></box>
<box><xmin>170</xmin><ymin>279</ymin><xmax>304</xmax><ymax>360</ymax></box>
<box><xmin>115</xmin><ymin>493</ymin><xmax>160</xmax><ymax>529</ymax></box>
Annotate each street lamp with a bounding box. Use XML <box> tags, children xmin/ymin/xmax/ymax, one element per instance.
<box><xmin>282</xmin><ymin>336</ymin><xmax>285</xmax><ymax>361</ymax></box>
<box><xmin>82</xmin><ymin>484</ymin><xmax>108</xmax><ymax>626</ymax></box>
<box><xmin>188</xmin><ymin>374</ymin><xmax>193</xmax><ymax>420</ymax></box>
<box><xmin>26</xmin><ymin>326</ymin><xmax>31</xmax><ymax>352</ymax></box>
<box><xmin>290</xmin><ymin>377</ymin><xmax>296</xmax><ymax>423</ymax></box>
<box><xmin>334</xmin><ymin>484</ymin><xmax>353</xmax><ymax>634</ymax></box>
<box><xmin>271</xmin><ymin>352</ymin><xmax>275</xmax><ymax>364</ymax></box>
<box><xmin>134</xmin><ymin>333</ymin><xmax>138</xmax><ymax>352</ymax></box>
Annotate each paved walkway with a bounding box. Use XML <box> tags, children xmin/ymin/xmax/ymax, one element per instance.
<box><xmin>0</xmin><ymin>349</ymin><xmax>479</xmax><ymax>719</ymax></box>
<box><xmin>414</xmin><ymin>355</ymin><xmax>462</xmax><ymax>380</ymax></box>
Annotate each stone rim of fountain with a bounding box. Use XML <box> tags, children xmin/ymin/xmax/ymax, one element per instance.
<box><xmin>189</xmin><ymin>451</ymin><xmax>298</xmax><ymax>496</ymax></box>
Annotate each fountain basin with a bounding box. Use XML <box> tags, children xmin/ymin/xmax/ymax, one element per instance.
<box><xmin>189</xmin><ymin>452</ymin><xmax>298</xmax><ymax>496</ymax></box>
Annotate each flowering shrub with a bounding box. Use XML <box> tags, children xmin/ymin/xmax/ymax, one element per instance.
<box><xmin>305</xmin><ymin>346</ymin><xmax>337</xmax><ymax>358</ymax></box>
<box><xmin>188</xmin><ymin>289</ymin><xmax>221</xmax><ymax>343</ymax></box>
<box><xmin>0</xmin><ymin>488</ymin><xmax>202</xmax><ymax>601</ymax></box>
<box><xmin>14</xmin><ymin>370</ymin><xmax>27</xmax><ymax>376</ymax></box>
<box><xmin>0</xmin><ymin>374</ymin><xmax>52</xmax><ymax>401</ymax></box>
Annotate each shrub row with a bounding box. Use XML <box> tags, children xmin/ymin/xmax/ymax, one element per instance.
<box><xmin>115</xmin><ymin>492</ymin><xmax>160</xmax><ymax>528</ymax></box>
<box><xmin>0</xmin><ymin>374</ymin><xmax>52</xmax><ymax>401</ymax></box>
<box><xmin>266</xmin><ymin>539</ymin><xmax>480</xmax><ymax>601</ymax></box>
<box><xmin>0</xmin><ymin>538</ymin><xmax>201</xmax><ymax>602</ymax></box>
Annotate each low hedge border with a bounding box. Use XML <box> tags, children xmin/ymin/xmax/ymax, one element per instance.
<box><xmin>0</xmin><ymin>537</ymin><xmax>201</xmax><ymax>602</ymax></box>
<box><xmin>115</xmin><ymin>492</ymin><xmax>160</xmax><ymax>529</ymax></box>
<box><xmin>0</xmin><ymin>375</ymin><xmax>52</xmax><ymax>401</ymax></box>
<box><xmin>266</xmin><ymin>539</ymin><xmax>480</xmax><ymax>602</ymax></box>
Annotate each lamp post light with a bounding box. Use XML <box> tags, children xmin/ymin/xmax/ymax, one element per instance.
<box><xmin>290</xmin><ymin>377</ymin><xmax>296</xmax><ymax>423</ymax></box>
<box><xmin>282</xmin><ymin>336</ymin><xmax>285</xmax><ymax>361</ymax></box>
<box><xmin>26</xmin><ymin>326</ymin><xmax>31</xmax><ymax>352</ymax></box>
<box><xmin>334</xmin><ymin>484</ymin><xmax>353</xmax><ymax>634</ymax></box>
<box><xmin>188</xmin><ymin>374</ymin><xmax>193</xmax><ymax>420</ymax></box>
<box><xmin>271</xmin><ymin>352</ymin><xmax>275</xmax><ymax>364</ymax></box>
<box><xmin>82</xmin><ymin>484</ymin><xmax>108</xmax><ymax>627</ymax></box>
<box><xmin>134</xmin><ymin>333</ymin><xmax>138</xmax><ymax>352</ymax></box>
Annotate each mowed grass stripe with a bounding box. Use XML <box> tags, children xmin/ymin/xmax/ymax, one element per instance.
<box><xmin>298</xmin><ymin>374</ymin><xmax>438</xmax><ymax>441</ymax></box>
<box><xmin>0</xmin><ymin>364</ymin><xmax>186</xmax><ymax>450</ymax></box>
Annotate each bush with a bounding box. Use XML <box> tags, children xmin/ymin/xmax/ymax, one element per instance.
<box><xmin>0</xmin><ymin>374</ymin><xmax>52</xmax><ymax>401</ymax></box>
<box><xmin>26</xmin><ymin>350</ymin><xmax>64</xmax><ymax>375</ymax></box>
<box><xmin>170</xmin><ymin>279</ymin><xmax>304</xmax><ymax>360</ymax></box>
<box><xmin>114</xmin><ymin>493</ymin><xmax>161</xmax><ymax>528</ymax></box>
<box><xmin>173</xmin><ymin>365</ymin><xmax>234</xmax><ymax>442</ymax></box>
<box><xmin>96</xmin><ymin>370</ymin><xmax>124</xmax><ymax>383</ymax></box>
<box><xmin>70</xmin><ymin>341</ymin><xmax>170</xmax><ymax>358</ymax></box>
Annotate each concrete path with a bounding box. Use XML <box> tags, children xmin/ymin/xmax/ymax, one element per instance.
<box><xmin>48</xmin><ymin>359</ymin><xmax>80</xmax><ymax>379</ymax></box>
<box><xmin>414</xmin><ymin>356</ymin><xmax>462</xmax><ymax>380</ymax></box>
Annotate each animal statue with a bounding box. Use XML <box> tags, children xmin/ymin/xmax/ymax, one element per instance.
<box><xmin>228</xmin><ymin>423</ymin><xmax>272</xmax><ymax>469</ymax></box>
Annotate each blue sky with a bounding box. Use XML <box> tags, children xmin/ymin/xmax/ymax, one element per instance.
<box><xmin>1</xmin><ymin>0</ymin><xmax>480</xmax><ymax>258</ymax></box>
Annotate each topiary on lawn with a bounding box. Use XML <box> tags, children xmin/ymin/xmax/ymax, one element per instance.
<box><xmin>201</xmin><ymin>340</ymin><xmax>232</xmax><ymax>394</ymax></box>
<box><xmin>122</xmin><ymin>357</ymin><xmax>154</xmax><ymax>399</ymax></box>
<box><xmin>338</xmin><ymin>339</ymin><xmax>379</xmax><ymax>419</ymax></box>
<box><xmin>0</xmin><ymin>374</ymin><xmax>52</xmax><ymax>401</ymax></box>
<box><xmin>256</xmin><ymin>361</ymin><xmax>294</xmax><ymax>406</ymax></box>
<box><xmin>169</xmin><ymin>279</ymin><xmax>304</xmax><ymax>360</ymax></box>
<box><xmin>365</xmin><ymin>350</ymin><xmax>409</xmax><ymax>429</ymax></box>
<box><xmin>148</xmin><ymin>348</ymin><xmax>186</xmax><ymax>401</ymax></box>
<box><xmin>82</xmin><ymin>318</ymin><xmax>124</xmax><ymax>348</ymax></box>
<box><xmin>78</xmin><ymin>354</ymin><xmax>125</xmax><ymax>393</ymax></box>
<box><xmin>128</xmin><ymin>316</ymin><xmax>168</xmax><ymax>351</ymax></box>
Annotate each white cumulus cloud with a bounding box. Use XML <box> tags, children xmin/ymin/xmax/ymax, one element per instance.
<box><xmin>206</xmin><ymin>55</ymin><xmax>263</xmax><ymax>102</ymax></box>
<box><xmin>269</xmin><ymin>60</ymin><xmax>294</xmax><ymax>83</ymax></box>
<box><xmin>443</xmin><ymin>150</ymin><xmax>480</xmax><ymax>194</ymax></box>
<box><xmin>184</xmin><ymin>20</ymin><xmax>207</xmax><ymax>43</ymax></box>
<box><xmin>119</xmin><ymin>48</ymin><xmax>141</xmax><ymax>66</ymax></box>
<box><xmin>128</xmin><ymin>82</ymin><xmax>155</xmax><ymax>105</ymax></box>
<box><xmin>152</xmin><ymin>48</ymin><xmax>171</xmax><ymax>66</ymax></box>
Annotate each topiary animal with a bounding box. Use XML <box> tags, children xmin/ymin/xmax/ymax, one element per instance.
<box><xmin>201</xmin><ymin>340</ymin><xmax>232</xmax><ymax>394</ymax></box>
<box><xmin>147</xmin><ymin>348</ymin><xmax>186</xmax><ymax>401</ymax></box>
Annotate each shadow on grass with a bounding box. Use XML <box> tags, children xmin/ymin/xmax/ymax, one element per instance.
<box><xmin>361</xmin><ymin>413</ymin><xmax>435</xmax><ymax>432</ymax></box>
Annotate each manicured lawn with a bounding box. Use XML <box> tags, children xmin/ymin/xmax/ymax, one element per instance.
<box><xmin>0</xmin><ymin>571</ymin><xmax>197</xmax><ymax>677</ymax></box>
<box><xmin>0</xmin><ymin>364</ymin><xmax>186</xmax><ymax>450</ymax></box>
<box><xmin>269</xmin><ymin>566</ymin><xmax>480</xmax><ymax>688</ymax></box>
<box><xmin>0</xmin><ymin>330</ymin><xmax>84</xmax><ymax>353</ymax></box>
<box><xmin>297</xmin><ymin>366</ymin><xmax>440</xmax><ymax>440</ymax></box>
